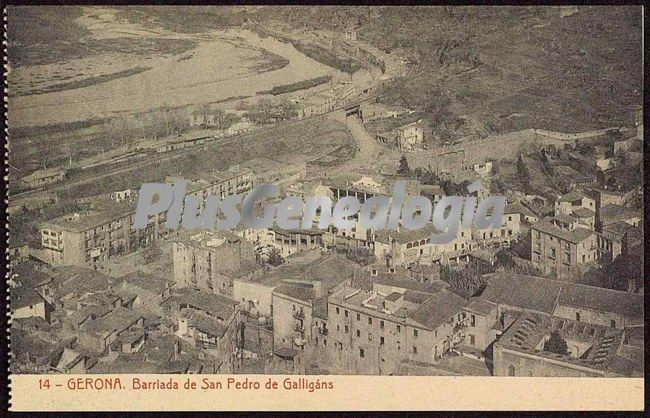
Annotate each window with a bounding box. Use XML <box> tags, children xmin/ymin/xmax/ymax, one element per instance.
<box><xmin>345</xmin><ymin>325</ymin><xmax>349</xmax><ymax>333</ymax></box>
<box><xmin>356</xmin><ymin>330</ymin><xmax>361</xmax><ymax>337</ymax></box>
<box><xmin>507</xmin><ymin>365</ymin><xmax>516</xmax><ymax>377</ymax></box>
<box><xmin>413</xmin><ymin>346</ymin><xmax>417</xmax><ymax>354</ymax></box>
<box><xmin>469</xmin><ymin>335</ymin><xmax>475</xmax><ymax>346</ymax></box>
<box><xmin>397</xmin><ymin>325</ymin><xmax>401</xmax><ymax>333</ymax></box>
<box><xmin>336</xmin><ymin>307</ymin><xmax>340</xmax><ymax>314</ymax></box>
<box><xmin>413</xmin><ymin>329</ymin><xmax>418</xmax><ymax>338</ymax></box>
<box><xmin>397</xmin><ymin>341</ymin><xmax>401</xmax><ymax>350</ymax></box>
<box><xmin>380</xmin><ymin>320</ymin><xmax>384</xmax><ymax>329</ymax></box>
<box><xmin>345</xmin><ymin>310</ymin><xmax>348</xmax><ymax>318</ymax></box>
<box><xmin>576</xmin><ymin>312</ymin><xmax>581</xmax><ymax>322</ymax></box>
<box><xmin>565</xmin><ymin>252</ymin><xmax>571</xmax><ymax>263</ymax></box>
<box><xmin>337</xmin><ymin>325</ymin><xmax>340</xmax><ymax>331</ymax></box>
<box><xmin>359</xmin><ymin>348</ymin><xmax>364</xmax><ymax>358</ymax></box>
<box><xmin>368</xmin><ymin>333</ymin><xmax>372</xmax><ymax>341</ymax></box>
<box><xmin>380</xmin><ymin>337</ymin><xmax>385</xmax><ymax>345</ymax></box>
<box><xmin>357</xmin><ymin>313</ymin><xmax>361</xmax><ymax>321</ymax></box>
<box><xmin>550</xmin><ymin>248</ymin><xmax>556</xmax><ymax>259</ymax></box>
<box><xmin>368</xmin><ymin>317</ymin><xmax>373</xmax><ymax>325</ymax></box>
<box><xmin>470</xmin><ymin>314</ymin><xmax>476</xmax><ymax>327</ymax></box>
<box><xmin>610</xmin><ymin>320</ymin><xmax>616</xmax><ymax>328</ymax></box>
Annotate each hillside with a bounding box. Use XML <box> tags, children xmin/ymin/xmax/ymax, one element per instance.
<box><xmin>246</xmin><ymin>6</ymin><xmax>642</xmax><ymax>139</ymax></box>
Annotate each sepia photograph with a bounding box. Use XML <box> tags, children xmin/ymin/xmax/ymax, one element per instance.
<box><xmin>4</xmin><ymin>4</ymin><xmax>645</xmax><ymax>411</ymax></box>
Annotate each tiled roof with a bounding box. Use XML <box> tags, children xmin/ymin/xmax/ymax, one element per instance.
<box><xmin>531</xmin><ymin>217</ymin><xmax>595</xmax><ymax>244</ymax></box>
<box><xmin>479</xmin><ymin>272</ymin><xmax>644</xmax><ymax>323</ymax></box>
<box><xmin>182</xmin><ymin>310</ymin><xmax>229</xmax><ymax>337</ymax></box>
<box><xmin>477</xmin><ymin>273</ymin><xmax>562</xmax><ymax>314</ymax></box>
<box><xmin>496</xmin><ymin>311</ymin><xmax>630</xmax><ymax>374</ymax></box>
<box><xmin>557</xmin><ymin>282</ymin><xmax>643</xmax><ymax>322</ymax></box>
<box><xmin>162</xmin><ymin>287</ymin><xmax>237</xmax><ymax>321</ymax></box>
<box><xmin>408</xmin><ymin>289</ymin><xmax>467</xmax><ymax>331</ymax></box>
<box><xmin>11</xmin><ymin>287</ymin><xmax>46</xmax><ymax>311</ymax></box>
<box><xmin>273</xmin><ymin>283</ymin><xmax>315</xmax><ymax>303</ymax></box>
<box><xmin>464</xmin><ymin>298</ymin><xmax>496</xmax><ymax>316</ymax></box>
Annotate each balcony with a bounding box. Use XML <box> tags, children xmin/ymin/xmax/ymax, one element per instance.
<box><xmin>316</xmin><ymin>326</ymin><xmax>328</xmax><ymax>336</ymax></box>
<box><xmin>293</xmin><ymin>320</ymin><xmax>304</xmax><ymax>332</ymax></box>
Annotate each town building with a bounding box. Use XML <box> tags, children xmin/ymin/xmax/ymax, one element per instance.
<box><xmin>326</xmin><ymin>278</ymin><xmax>468</xmax><ymax>375</ymax></box>
<box><xmin>476</xmin><ymin>272</ymin><xmax>644</xmax><ymax>331</ymax></box>
<box><xmin>173</xmin><ymin>231</ymin><xmax>256</xmax><ymax>296</ymax></box>
<box><xmin>20</xmin><ymin>168</ymin><xmax>67</xmax><ymax>189</ymax></box>
<box><xmin>11</xmin><ymin>286</ymin><xmax>51</xmax><ymax>322</ymax></box>
<box><xmin>530</xmin><ymin>215</ymin><xmax>603</xmax><ymax>278</ymax></box>
<box><xmin>493</xmin><ymin>311</ymin><xmax>642</xmax><ymax>377</ymax></box>
<box><xmin>270</xmin><ymin>254</ymin><xmax>361</xmax><ymax>353</ymax></box>
<box><xmin>161</xmin><ymin>287</ymin><xmax>241</xmax><ymax>372</ymax></box>
<box><xmin>554</xmin><ymin>191</ymin><xmax>596</xmax><ymax>221</ymax></box>
<box><xmin>396</xmin><ymin>122</ymin><xmax>425</xmax><ymax>150</ymax></box>
<box><xmin>39</xmin><ymin>167</ymin><xmax>254</xmax><ymax>268</ymax></box>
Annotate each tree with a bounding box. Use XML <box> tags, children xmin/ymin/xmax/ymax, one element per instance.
<box><xmin>398</xmin><ymin>155</ymin><xmax>410</xmax><ymax>176</ymax></box>
<box><xmin>265</xmin><ymin>247</ymin><xmax>284</xmax><ymax>267</ymax></box>
<box><xmin>543</xmin><ymin>330</ymin><xmax>569</xmax><ymax>356</ymax></box>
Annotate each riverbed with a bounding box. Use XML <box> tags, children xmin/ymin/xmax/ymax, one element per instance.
<box><xmin>8</xmin><ymin>27</ymin><xmax>338</xmax><ymax>128</ymax></box>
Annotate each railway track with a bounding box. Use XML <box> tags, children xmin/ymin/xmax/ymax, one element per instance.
<box><xmin>9</xmin><ymin>54</ymin><xmax>418</xmax><ymax>209</ymax></box>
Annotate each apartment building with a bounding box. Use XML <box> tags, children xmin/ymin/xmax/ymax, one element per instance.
<box><xmin>39</xmin><ymin>167</ymin><xmax>254</xmax><ymax>268</ymax></box>
<box><xmin>326</xmin><ymin>280</ymin><xmax>468</xmax><ymax>375</ymax></box>
<box><xmin>373</xmin><ymin>209</ymin><xmax>521</xmax><ymax>268</ymax></box>
<box><xmin>173</xmin><ymin>231</ymin><xmax>256</xmax><ymax>296</ymax></box>
<box><xmin>269</xmin><ymin>254</ymin><xmax>361</xmax><ymax>352</ymax></box>
<box><xmin>530</xmin><ymin>215</ymin><xmax>600</xmax><ymax>278</ymax></box>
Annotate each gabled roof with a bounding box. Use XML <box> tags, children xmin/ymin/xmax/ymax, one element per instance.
<box><xmin>408</xmin><ymin>289</ymin><xmax>467</xmax><ymax>331</ymax></box>
<box><xmin>531</xmin><ymin>217</ymin><xmax>595</xmax><ymax>244</ymax></box>
<box><xmin>477</xmin><ymin>273</ymin><xmax>562</xmax><ymax>314</ymax></box>
<box><xmin>557</xmin><ymin>282</ymin><xmax>643</xmax><ymax>322</ymax></box>
<box><xmin>11</xmin><ymin>287</ymin><xmax>46</xmax><ymax>311</ymax></box>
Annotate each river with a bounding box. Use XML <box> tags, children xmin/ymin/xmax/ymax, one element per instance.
<box><xmin>8</xmin><ymin>29</ymin><xmax>338</xmax><ymax>128</ymax></box>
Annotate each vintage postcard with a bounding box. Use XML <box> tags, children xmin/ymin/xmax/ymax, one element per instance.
<box><xmin>5</xmin><ymin>5</ymin><xmax>645</xmax><ymax>412</ymax></box>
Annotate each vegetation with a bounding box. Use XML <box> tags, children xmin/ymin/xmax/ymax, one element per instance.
<box><xmin>397</xmin><ymin>155</ymin><xmax>410</xmax><ymax>176</ymax></box>
<box><xmin>258</xmin><ymin>75</ymin><xmax>332</xmax><ymax>96</ymax></box>
<box><xmin>245</xmin><ymin>97</ymin><xmax>297</xmax><ymax>124</ymax></box>
<box><xmin>344</xmin><ymin>247</ymin><xmax>375</xmax><ymax>266</ymax></box>
<box><xmin>543</xmin><ymin>330</ymin><xmax>569</xmax><ymax>356</ymax></box>
<box><xmin>8</xmin><ymin>7</ymin><xmax>197</xmax><ymax>67</ymax></box>
<box><xmin>440</xmin><ymin>260</ymin><xmax>493</xmax><ymax>300</ymax></box>
<box><xmin>12</xmin><ymin>66</ymin><xmax>153</xmax><ymax>97</ymax></box>
<box><xmin>264</xmin><ymin>247</ymin><xmax>284</xmax><ymax>267</ymax></box>
<box><xmin>291</xmin><ymin>42</ymin><xmax>362</xmax><ymax>74</ymax></box>
<box><xmin>143</xmin><ymin>241</ymin><xmax>163</xmax><ymax>264</ymax></box>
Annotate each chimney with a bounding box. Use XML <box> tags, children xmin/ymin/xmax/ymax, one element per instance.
<box><xmin>384</xmin><ymin>292</ymin><xmax>405</xmax><ymax>313</ymax></box>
